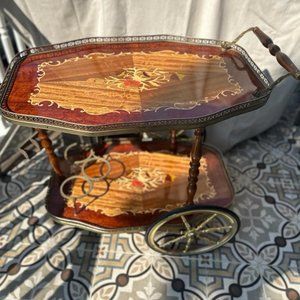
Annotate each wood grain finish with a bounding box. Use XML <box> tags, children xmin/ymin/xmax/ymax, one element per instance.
<box><xmin>37</xmin><ymin>129</ymin><xmax>62</xmax><ymax>175</ymax></box>
<box><xmin>28</xmin><ymin>51</ymin><xmax>242</xmax><ymax>115</ymax></box>
<box><xmin>170</xmin><ymin>129</ymin><xmax>177</xmax><ymax>154</ymax></box>
<box><xmin>1</xmin><ymin>39</ymin><xmax>268</xmax><ymax>135</ymax></box>
<box><xmin>187</xmin><ymin>128</ymin><xmax>203</xmax><ymax>204</ymax></box>
<box><xmin>46</xmin><ymin>141</ymin><xmax>234</xmax><ymax>229</ymax></box>
<box><xmin>253</xmin><ymin>27</ymin><xmax>300</xmax><ymax>79</ymax></box>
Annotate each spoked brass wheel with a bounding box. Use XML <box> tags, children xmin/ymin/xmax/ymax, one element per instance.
<box><xmin>146</xmin><ymin>205</ymin><xmax>240</xmax><ymax>256</ymax></box>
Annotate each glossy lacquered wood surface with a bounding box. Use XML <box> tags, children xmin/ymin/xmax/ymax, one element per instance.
<box><xmin>46</xmin><ymin>142</ymin><xmax>234</xmax><ymax>230</ymax></box>
<box><xmin>2</xmin><ymin>40</ymin><xmax>268</xmax><ymax>134</ymax></box>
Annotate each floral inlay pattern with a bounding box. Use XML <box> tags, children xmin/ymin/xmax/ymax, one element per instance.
<box><xmin>104</xmin><ymin>67</ymin><xmax>172</xmax><ymax>92</ymax></box>
<box><xmin>114</xmin><ymin>167</ymin><xmax>171</xmax><ymax>193</ymax></box>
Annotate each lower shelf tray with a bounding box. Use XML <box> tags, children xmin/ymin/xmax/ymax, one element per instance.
<box><xmin>46</xmin><ymin>141</ymin><xmax>234</xmax><ymax>232</ymax></box>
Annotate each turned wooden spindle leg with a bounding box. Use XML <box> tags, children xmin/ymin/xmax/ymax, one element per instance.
<box><xmin>37</xmin><ymin>129</ymin><xmax>62</xmax><ymax>176</ymax></box>
<box><xmin>170</xmin><ymin>129</ymin><xmax>177</xmax><ymax>154</ymax></box>
<box><xmin>187</xmin><ymin>128</ymin><xmax>204</xmax><ymax>205</ymax></box>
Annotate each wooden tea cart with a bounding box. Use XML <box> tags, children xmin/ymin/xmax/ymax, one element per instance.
<box><xmin>1</xmin><ymin>27</ymin><xmax>299</xmax><ymax>255</ymax></box>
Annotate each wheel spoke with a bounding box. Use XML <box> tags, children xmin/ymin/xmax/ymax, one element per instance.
<box><xmin>195</xmin><ymin>213</ymin><xmax>217</xmax><ymax>231</ymax></box>
<box><xmin>199</xmin><ymin>225</ymin><xmax>233</xmax><ymax>234</ymax></box>
<box><xmin>156</xmin><ymin>233</ymin><xmax>179</xmax><ymax>244</ymax></box>
<box><xmin>160</xmin><ymin>234</ymin><xmax>187</xmax><ymax>248</ymax></box>
<box><xmin>181</xmin><ymin>215</ymin><xmax>191</xmax><ymax>230</ymax></box>
<box><xmin>183</xmin><ymin>236</ymin><xmax>193</xmax><ymax>253</ymax></box>
<box><xmin>196</xmin><ymin>233</ymin><xmax>218</xmax><ymax>244</ymax></box>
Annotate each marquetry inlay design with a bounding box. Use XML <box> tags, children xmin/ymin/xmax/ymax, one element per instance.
<box><xmin>114</xmin><ymin>166</ymin><xmax>170</xmax><ymax>193</ymax></box>
<box><xmin>28</xmin><ymin>50</ymin><xmax>242</xmax><ymax>115</ymax></box>
<box><xmin>66</xmin><ymin>151</ymin><xmax>217</xmax><ymax>217</ymax></box>
<box><xmin>104</xmin><ymin>66</ymin><xmax>172</xmax><ymax>92</ymax></box>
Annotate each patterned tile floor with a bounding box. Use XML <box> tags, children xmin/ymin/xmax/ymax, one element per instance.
<box><xmin>0</xmin><ymin>93</ymin><xmax>300</xmax><ymax>299</ymax></box>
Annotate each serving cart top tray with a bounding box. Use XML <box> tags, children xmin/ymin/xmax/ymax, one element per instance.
<box><xmin>0</xmin><ymin>35</ymin><xmax>272</xmax><ymax>136</ymax></box>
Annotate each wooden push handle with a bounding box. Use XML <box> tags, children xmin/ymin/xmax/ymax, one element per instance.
<box><xmin>252</xmin><ymin>27</ymin><xmax>300</xmax><ymax>80</ymax></box>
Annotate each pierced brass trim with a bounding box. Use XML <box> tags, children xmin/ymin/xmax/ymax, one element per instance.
<box><xmin>48</xmin><ymin>211</ymin><xmax>147</xmax><ymax>233</ymax></box>
<box><xmin>0</xmin><ymin>34</ymin><xmax>271</xmax><ymax>135</ymax></box>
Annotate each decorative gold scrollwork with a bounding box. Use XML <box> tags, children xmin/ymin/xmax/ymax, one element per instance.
<box><xmin>79</xmin><ymin>150</ymin><xmax>111</xmax><ymax>181</ymax></box>
<box><xmin>60</xmin><ymin>175</ymin><xmax>94</xmax><ymax>201</ymax></box>
<box><xmin>60</xmin><ymin>146</ymin><xmax>126</xmax><ymax>214</ymax></box>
